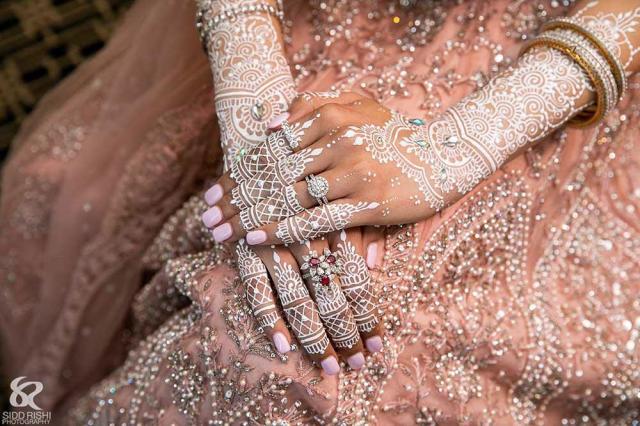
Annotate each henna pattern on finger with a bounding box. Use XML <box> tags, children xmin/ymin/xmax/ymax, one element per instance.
<box><xmin>231</xmin><ymin>147</ymin><xmax>324</xmax><ymax>211</ymax></box>
<box><xmin>236</xmin><ymin>240</ymin><xmax>280</xmax><ymax>330</ymax></box>
<box><xmin>336</xmin><ymin>231</ymin><xmax>379</xmax><ymax>334</ymax></box>
<box><xmin>300</xmin><ymin>91</ymin><xmax>342</xmax><ymax>102</ymax></box>
<box><xmin>272</xmin><ymin>252</ymin><xmax>330</xmax><ymax>356</ymax></box>
<box><xmin>301</xmin><ymin>248</ymin><xmax>359</xmax><ymax>350</ymax></box>
<box><xmin>240</xmin><ymin>185</ymin><xmax>305</xmax><ymax>231</ymax></box>
<box><xmin>275</xmin><ymin>202</ymin><xmax>379</xmax><ymax>244</ymax></box>
<box><xmin>230</xmin><ymin>116</ymin><xmax>317</xmax><ymax>184</ymax></box>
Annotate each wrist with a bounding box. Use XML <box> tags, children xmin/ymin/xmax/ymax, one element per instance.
<box><xmin>200</xmin><ymin>0</ymin><xmax>294</xmax><ymax>168</ymax></box>
<box><xmin>401</xmin><ymin>47</ymin><xmax>593</xmax><ymax>213</ymax></box>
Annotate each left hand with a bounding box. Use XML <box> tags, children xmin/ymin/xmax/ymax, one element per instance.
<box><xmin>206</xmin><ymin>91</ymin><xmax>450</xmax><ymax>245</ymax></box>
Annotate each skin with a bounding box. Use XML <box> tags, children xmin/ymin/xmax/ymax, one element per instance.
<box><xmin>201</xmin><ymin>0</ymin><xmax>386</xmax><ymax>375</ymax></box>
<box><xmin>209</xmin><ymin>0</ymin><xmax>640</xmax><ymax>247</ymax></box>
<box><xmin>204</xmin><ymin>93</ymin><xmax>387</xmax><ymax>375</ymax></box>
<box><xmin>204</xmin><ymin>0</ymin><xmax>640</xmax><ymax>375</ymax></box>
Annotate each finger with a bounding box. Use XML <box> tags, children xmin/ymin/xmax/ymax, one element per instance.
<box><xmin>291</xmin><ymin>241</ymin><xmax>365</xmax><ymax>370</ymax></box>
<box><xmin>245</xmin><ymin>200</ymin><xmax>381</xmax><ymax>246</ymax></box>
<box><xmin>206</xmin><ymin>146</ymin><xmax>329</xmax><ymax>232</ymax></box>
<box><xmin>235</xmin><ymin>240</ymin><xmax>291</xmax><ymax>354</ymax></box>
<box><xmin>223</xmin><ymin>168</ymin><xmax>354</xmax><ymax>240</ymax></box>
<box><xmin>285</xmin><ymin>91</ymin><xmax>364</xmax><ymax>124</ymax></box>
<box><xmin>362</xmin><ymin>226</ymin><xmax>386</xmax><ymax>269</ymax></box>
<box><xmin>331</xmin><ymin>230</ymin><xmax>384</xmax><ymax>353</ymax></box>
<box><xmin>206</xmin><ymin>92</ymin><xmax>372</xmax><ymax>205</ymax></box>
<box><xmin>278</xmin><ymin>103</ymin><xmax>359</xmax><ymax>155</ymax></box>
<box><xmin>205</xmin><ymin>118</ymin><xmax>319</xmax><ymax>202</ymax></box>
<box><xmin>231</xmin><ymin>117</ymin><xmax>318</xmax><ymax>185</ymax></box>
<box><xmin>227</xmin><ymin>145</ymin><xmax>328</xmax><ymax>213</ymax></box>
<box><xmin>261</xmin><ymin>247</ymin><xmax>340</xmax><ymax>375</ymax></box>
<box><xmin>214</xmin><ymin>129</ymin><xmax>355</xmax><ymax>226</ymax></box>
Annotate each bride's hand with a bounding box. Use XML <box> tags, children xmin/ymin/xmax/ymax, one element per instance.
<box><xmin>206</xmin><ymin>46</ymin><xmax>596</xmax><ymax>245</ymax></box>
<box><xmin>201</xmin><ymin>92</ymin><xmax>387</xmax><ymax>373</ymax></box>
<box><xmin>206</xmin><ymin>91</ymin><xmax>442</xmax><ymax>245</ymax></box>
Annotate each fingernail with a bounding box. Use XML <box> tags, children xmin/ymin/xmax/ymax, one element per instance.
<box><xmin>205</xmin><ymin>184</ymin><xmax>223</xmax><ymax>205</ymax></box>
<box><xmin>320</xmin><ymin>356</ymin><xmax>340</xmax><ymax>375</ymax></box>
<box><xmin>212</xmin><ymin>223</ymin><xmax>232</xmax><ymax>242</ymax></box>
<box><xmin>272</xmin><ymin>332</ymin><xmax>291</xmax><ymax>354</ymax></box>
<box><xmin>268</xmin><ymin>112</ymin><xmax>289</xmax><ymax>130</ymax></box>
<box><xmin>246</xmin><ymin>230</ymin><xmax>267</xmax><ymax>245</ymax></box>
<box><xmin>202</xmin><ymin>206</ymin><xmax>222</xmax><ymax>228</ymax></box>
<box><xmin>365</xmin><ymin>336</ymin><xmax>383</xmax><ymax>353</ymax></box>
<box><xmin>366</xmin><ymin>243</ymin><xmax>378</xmax><ymax>269</ymax></box>
<box><xmin>347</xmin><ymin>352</ymin><xmax>365</xmax><ymax>370</ymax></box>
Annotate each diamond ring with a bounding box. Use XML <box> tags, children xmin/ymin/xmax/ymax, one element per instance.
<box><xmin>306</xmin><ymin>174</ymin><xmax>329</xmax><ymax>205</ymax></box>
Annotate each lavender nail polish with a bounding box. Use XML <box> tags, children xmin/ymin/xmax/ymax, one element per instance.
<box><xmin>320</xmin><ymin>356</ymin><xmax>340</xmax><ymax>375</ymax></box>
<box><xmin>347</xmin><ymin>353</ymin><xmax>365</xmax><ymax>370</ymax></box>
<box><xmin>366</xmin><ymin>243</ymin><xmax>378</xmax><ymax>269</ymax></box>
<box><xmin>272</xmin><ymin>332</ymin><xmax>291</xmax><ymax>354</ymax></box>
<box><xmin>202</xmin><ymin>206</ymin><xmax>222</xmax><ymax>228</ymax></box>
<box><xmin>205</xmin><ymin>184</ymin><xmax>223</xmax><ymax>205</ymax></box>
<box><xmin>212</xmin><ymin>223</ymin><xmax>232</xmax><ymax>242</ymax></box>
<box><xmin>365</xmin><ymin>336</ymin><xmax>383</xmax><ymax>353</ymax></box>
<box><xmin>246</xmin><ymin>230</ymin><xmax>267</xmax><ymax>245</ymax></box>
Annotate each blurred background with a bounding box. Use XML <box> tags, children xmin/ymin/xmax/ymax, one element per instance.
<box><xmin>0</xmin><ymin>0</ymin><xmax>133</xmax><ymax>411</ymax></box>
<box><xmin>0</xmin><ymin>0</ymin><xmax>133</xmax><ymax>163</ymax></box>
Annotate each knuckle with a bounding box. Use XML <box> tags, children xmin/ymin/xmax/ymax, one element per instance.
<box><xmin>347</xmin><ymin>157</ymin><xmax>372</xmax><ymax>182</ymax></box>
<box><xmin>232</xmin><ymin>218</ymin><xmax>245</xmax><ymax>236</ymax></box>
<box><xmin>290</xmin><ymin>94</ymin><xmax>310</xmax><ymax>112</ymax></box>
<box><xmin>318</xmin><ymin>103</ymin><xmax>346</xmax><ymax>126</ymax></box>
<box><xmin>220</xmin><ymin>194</ymin><xmax>236</xmax><ymax>216</ymax></box>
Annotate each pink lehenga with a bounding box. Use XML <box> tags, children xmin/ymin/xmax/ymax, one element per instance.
<box><xmin>1</xmin><ymin>0</ymin><xmax>639</xmax><ymax>424</ymax></box>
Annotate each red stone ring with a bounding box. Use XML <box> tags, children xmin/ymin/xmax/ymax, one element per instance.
<box><xmin>301</xmin><ymin>248</ymin><xmax>342</xmax><ymax>286</ymax></box>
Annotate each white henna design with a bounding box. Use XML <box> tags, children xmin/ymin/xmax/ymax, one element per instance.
<box><xmin>275</xmin><ymin>202</ymin><xmax>379</xmax><ymax>244</ymax></box>
<box><xmin>240</xmin><ymin>185</ymin><xmax>304</xmax><ymax>231</ymax></box>
<box><xmin>313</xmin><ymin>281</ymin><xmax>359</xmax><ymax>350</ymax></box>
<box><xmin>337</xmin><ymin>231</ymin><xmax>379</xmax><ymax>334</ymax></box>
<box><xmin>236</xmin><ymin>240</ymin><xmax>280</xmax><ymax>330</ymax></box>
<box><xmin>272</xmin><ymin>252</ymin><xmax>330</xmax><ymax>356</ymax></box>
<box><xmin>199</xmin><ymin>0</ymin><xmax>296</xmax><ymax>168</ymax></box>
<box><xmin>301</xmin><ymin>248</ymin><xmax>359</xmax><ymax>350</ymax></box>
<box><xmin>349</xmin><ymin>48</ymin><xmax>592</xmax><ymax>211</ymax></box>
<box><xmin>575</xmin><ymin>1</ymin><xmax>640</xmax><ymax>73</ymax></box>
<box><xmin>230</xmin><ymin>117</ymin><xmax>316</xmax><ymax>184</ymax></box>
<box><xmin>301</xmin><ymin>91</ymin><xmax>342</xmax><ymax>101</ymax></box>
<box><xmin>231</xmin><ymin>147</ymin><xmax>324</xmax><ymax>210</ymax></box>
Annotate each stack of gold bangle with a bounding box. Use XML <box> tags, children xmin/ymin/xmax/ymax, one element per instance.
<box><xmin>520</xmin><ymin>18</ymin><xmax>626</xmax><ymax>127</ymax></box>
<box><xmin>543</xmin><ymin>18</ymin><xmax>627</xmax><ymax>95</ymax></box>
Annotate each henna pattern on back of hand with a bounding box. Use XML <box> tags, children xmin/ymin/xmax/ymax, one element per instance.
<box><xmin>349</xmin><ymin>48</ymin><xmax>592</xmax><ymax>211</ymax></box>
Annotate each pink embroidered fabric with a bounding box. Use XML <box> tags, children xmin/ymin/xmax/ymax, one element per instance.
<box><xmin>1</xmin><ymin>0</ymin><xmax>639</xmax><ymax>424</ymax></box>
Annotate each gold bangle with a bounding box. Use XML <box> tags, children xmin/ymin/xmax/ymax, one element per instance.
<box><xmin>520</xmin><ymin>39</ymin><xmax>606</xmax><ymax>127</ymax></box>
<box><xmin>542</xmin><ymin>19</ymin><xmax>627</xmax><ymax>98</ymax></box>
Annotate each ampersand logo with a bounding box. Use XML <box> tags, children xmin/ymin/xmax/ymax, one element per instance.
<box><xmin>9</xmin><ymin>377</ymin><xmax>43</xmax><ymax>411</ymax></box>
